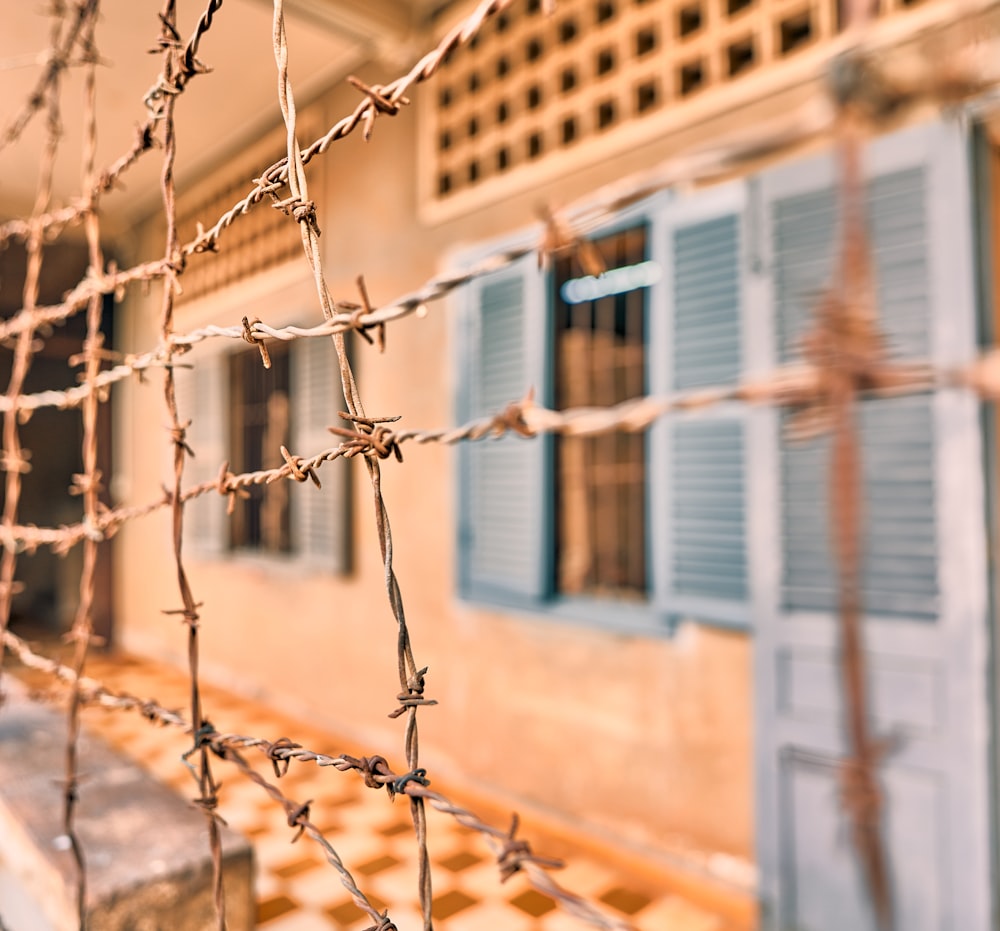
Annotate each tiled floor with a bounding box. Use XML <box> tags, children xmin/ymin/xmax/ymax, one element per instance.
<box><xmin>13</xmin><ymin>645</ymin><xmax>736</xmax><ymax>930</ymax></box>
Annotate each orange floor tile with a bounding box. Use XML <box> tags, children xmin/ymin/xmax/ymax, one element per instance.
<box><xmin>11</xmin><ymin>645</ymin><xmax>738</xmax><ymax>930</ymax></box>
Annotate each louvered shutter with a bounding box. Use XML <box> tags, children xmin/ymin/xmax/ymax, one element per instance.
<box><xmin>775</xmin><ymin>167</ymin><xmax>938</xmax><ymax>618</ymax></box>
<box><xmin>458</xmin><ymin>257</ymin><xmax>546</xmax><ymax>605</ymax></box>
<box><xmin>291</xmin><ymin>335</ymin><xmax>349</xmax><ymax>572</ymax></box>
<box><xmin>669</xmin><ymin>213</ymin><xmax>749</xmax><ymax>606</ymax></box>
<box><xmin>176</xmin><ymin>354</ymin><xmax>227</xmax><ymax>554</ymax></box>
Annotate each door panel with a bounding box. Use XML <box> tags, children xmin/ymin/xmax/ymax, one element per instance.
<box><xmin>753</xmin><ymin>120</ymin><xmax>992</xmax><ymax>930</ymax></box>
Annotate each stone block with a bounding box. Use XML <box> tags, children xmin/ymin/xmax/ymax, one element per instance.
<box><xmin>0</xmin><ymin>682</ymin><xmax>254</xmax><ymax>930</ymax></box>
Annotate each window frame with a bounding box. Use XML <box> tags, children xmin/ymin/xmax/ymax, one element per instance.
<box><xmin>175</xmin><ymin>274</ymin><xmax>351</xmax><ymax>576</ymax></box>
<box><xmin>453</xmin><ymin>181</ymin><xmax>756</xmax><ymax>635</ymax></box>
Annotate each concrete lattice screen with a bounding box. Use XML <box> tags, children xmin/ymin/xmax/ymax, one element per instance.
<box><xmin>0</xmin><ymin>0</ymin><xmax>998</xmax><ymax>929</ymax></box>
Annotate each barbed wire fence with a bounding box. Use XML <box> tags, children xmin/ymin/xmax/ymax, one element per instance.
<box><xmin>0</xmin><ymin>0</ymin><xmax>997</xmax><ymax>929</ymax></box>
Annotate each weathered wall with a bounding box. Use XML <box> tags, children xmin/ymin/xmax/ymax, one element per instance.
<box><xmin>112</xmin><ymin>62</ymin><xmax>783</xmax><ymax>887</ymax></box>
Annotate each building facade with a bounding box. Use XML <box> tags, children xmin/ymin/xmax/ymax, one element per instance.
<box><xmin>112</xmin><ymin>0</ymin><xmax>1000</xmax><ymax>927</ymax></box>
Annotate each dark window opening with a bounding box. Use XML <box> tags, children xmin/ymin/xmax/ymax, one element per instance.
<box><xmin>561</xmin><ymin>67</ymin><xmax>578</xmax><ymax>92</ymax></box>
<box><xmin>527</xmin><ymin>85</ymin><xmax>542</xmax><ymax>109</ymax></box>
<box><xmin>636</xmin><ymin>80</ymin><xmax>658</xmax><ymax>112</ymax></box>
<box><xmin>727</xmin><ymin>37</ymin><xmax>755</xmax><ymax>74</ymax></box>
<box><xmin>497</xmin><ymin>100</ymin><xmax>509</xmax><ymax>123</ymax></box>
<box><xmin>496</xmin><ymin>56</ymin><xmax>510</xmax><ymax>77</ymax></box>
<box><xmin>496</xmin><ymin>12</ymin><xmax>511</xmax><ymax>31</ymax></box>
<box><xmin>635</xmin><ymin>27</ymin><xmax>657</xmax><ymax>56</ymax></box>
<box><xmin>560</xmin><ymin>19</ymin><xmax>578</xmax><ymax>42</ymax></box>
<box><xmin>679</xmin><ymin>60</ymin><xmax>704</xmax><ymax>95</ymax></box>
<box><xmin>562</xmin><ymin>117</ymin><xmax>577</xmax><ymax>144</ymax></box>
<box><xmin>553</xmin><ymin>226</ymin><xmax>648</xmax><ymax>598</ymax></box>
<box><xmin>727</xmin><ymin>0</ymin><xmax>753</xmax><ymax>14</ymax></box>
<box><xmin>229</xmin><ymin>345</ymin><xmax>292</xmax><ymax>553</ymax></box>
<box><xmin>596</xmin><ymin>0</ymin><xmax>616</xmax><ymax>22</ymax></box>
<box><xmin>468</xmin><ymin>160</ymin><xmax>480</xmax><ymax>182</ymax></box>
<box><xmin>468</xmin><ymin>72</ymin><xmax>480</xmax><ymax>93</ymax></box>
<box><xmin>439</xmin><ymin>173</ymin><xmax>452</xmax><ymax>195</ymax></box>
<box><xmin>467</xmin><ymin>117</ymin><xmax>479</xmax><ymax>137</ymax></box>
<box><xmin>526</xmin><ymin>37</ymin><xmax>544</xmax><ymax>61</ymax></box>
<box><xmin>439</xmin><ymin>130</ymin><xmax>452</xmax><ymax>151</ymax></box>
<box><xmin>497</xmin><ymin>147</ymin><xmax>510</xmax><ymax>171</ymax></box>
<box><xmin>780</xmin><ymin>11</ymin><xmax>812</xmax><ymax>53</ymax></box>
<box><xmin>597</xmin><ymin>99</ymin><xmax>616</xmax><ymax>128</ymax></box>
<box><xmin>678</xmin><ymin>4</ymin><xmax>702</xmax><ymax>36</ymax></box>
<box><xmin>597</xmin><ymin>48</ymin><xmax>616</xmax><ymax>75</ymax></box>
<box><xmin>439</xmin><ymin>87</ymin><xmax>453</xmax><ymax>108</ymax></box>
<box><xmin>528</xmin><ymin>132</ymin><xmax>543</xmax><ymax>158</ymax></box>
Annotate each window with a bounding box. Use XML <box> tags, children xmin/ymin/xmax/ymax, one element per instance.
<box><xmin>176</xmin><ymin>333</ymin><xmax>350</xmax><ymax>571</ymax></box>
<box><xmin>457</xmin><ymin>123</ymin><xmax>952</xmax><ymax>643</ymax></box>
<box><xmin>229</xmin><ymin>344</ymin><xmax>292</xmax><ymax>553</ymax></box>
<box><xmin>457</xmin><ymin>189</ymin><xmax>751</xmax><ymax>631</ymax></box>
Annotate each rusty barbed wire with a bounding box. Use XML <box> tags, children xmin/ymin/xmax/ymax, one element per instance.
<box><xmin>153</xmin><ymin>2</ymin><xmax>227</xmax><ymax>927</ymax></box>
<box><xmin>0</xmin><ymin>349</ymin><xmax>983</xmax><ymax>559</ymax></box>
<box><xmin>0</xmin><ymin>0</ymin><xmax>995</xmax><ymax>374</ymax></box>
<box><xmin>0</xmin><ymin>1</ymin><xmax>72</xmax><ymax>708</ymax></box>
<box><xmin>0</xmin><ymin>20</ymin><xmax>996</xmax><ymax>415</ymax></box>
<box><xmin>214</xmin><ymin>742</ymin><xmax>399</xmax><ymax>931</ymax></box>
<box><xmin>61</xmin><ymin>2</ymin><xmax>106</xmax><ymax>925</ymax></box>
<box><xmin>0</xmin><ymin>0</ymin><xmax>997</xmax><ymax>929</ymax></box>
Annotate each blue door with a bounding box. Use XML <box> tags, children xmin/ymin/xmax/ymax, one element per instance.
<box><xmin>752</xmin><ymin>120</ymin><xmax>993</xmax><ymax>930</ymax></box>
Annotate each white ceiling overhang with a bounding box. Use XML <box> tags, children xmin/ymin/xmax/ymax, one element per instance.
<box><xmin>0</xmin><ymin>0</ymin><xmax>414</xmax><ymax>230</ymax></box>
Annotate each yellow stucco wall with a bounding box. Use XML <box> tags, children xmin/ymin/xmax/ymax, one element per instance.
<box><xmin>112</xmin><ymin>65</ymin><xmax>775</xmax><ymax>891</ymax></box>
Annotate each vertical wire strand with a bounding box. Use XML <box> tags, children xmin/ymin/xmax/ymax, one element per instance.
<box><xmin>155</xmin><ymin>2</ymin><xmax>227</xmax><ymax>927</ymax></box>
<box><xmin>62</xmin><ymin>3</ymin><xmax>104</xmax><ymax>925</ymax></box>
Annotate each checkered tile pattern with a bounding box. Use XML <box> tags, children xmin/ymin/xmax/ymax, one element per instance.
<box><xmin>25</xmin><ymin>649</ymin><xmax>733</xmax><ymax>930</ymax></box>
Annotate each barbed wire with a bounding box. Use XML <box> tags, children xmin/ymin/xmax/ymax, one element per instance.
<box><xmin>60</xmin><ymin>2</ymin><xmax>106</xmax><ymax>924</ymax></box>
<box><xmin>2</xmin><ymin>347</ymin><xmax>996</xmax><ymax>560</ymax></box>
<box><xmin>0</xmin><ymin>20</ymin><xmax>997</xmax><ymax>416</ymax></box>
<box><xmin>1</xmin><ymin>0</ymin><xmax>997</xmax><ymax>927</ymax></box>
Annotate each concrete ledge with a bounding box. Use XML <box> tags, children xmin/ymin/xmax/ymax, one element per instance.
<box><xmin>0</xmin><ymin>682</ymin><xmax>254</xmax><ymax>930</ymax></box>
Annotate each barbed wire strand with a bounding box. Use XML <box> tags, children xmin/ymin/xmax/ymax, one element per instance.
<box><xmin>0</xmin><ymin>1</ymin><xmax>994</xmax><ymax>928</ymax></box>
<box><xmin>824</xmin><ymin>9</ymin><xmax>892</xmax><ymax>918</ymax></box>
<box><xmin>0</xmin><ymin>1</ymin><xmax>76</xmax><ymax>706</ymax></box>
<box><xmin>269</xmin><ymin>0</ymin><xmax>442</xmax><ymax>922</ymax></box>
<box><xmin>1</xmin><ymin>31</ymin><xmax>998</xmax><ymax>416</ymax></box>
<box><xmin>153</xmin><ymin>2</ymin><xmax>226</xmax><ymax>927</ymax></box>
<box><xmin>0</xmin><ymin>350</ymin><xmax>988</xmax><ymax>559</ymax></box>
<box><xmin>61</xmin><ymin>3</ymin><xmax>105</xmax><ymax>925</ymax></box>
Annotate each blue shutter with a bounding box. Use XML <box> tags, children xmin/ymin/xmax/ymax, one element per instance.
<box><xmin>669</xmin><ymin>214</ymin><xmax>748</xmax><ymax>604</ymax></box>
<box><xmin>776</xmin><ymin>168</ymin><xmax>938</xmax><ymax>618</ymax></box>
<box><xmin>459</xmin><ymin>259</ymin><xmax>546</xmax><ymax>605</ymax></box>
<box><xmin>177</xmin><ymin>355</ymin><xmax>227</xmax><ymax>555</ymax></box>
<box><xmin>291</xmin><ymin>335</ymin><xmax>349</xmax><ymax>572</ymax></box>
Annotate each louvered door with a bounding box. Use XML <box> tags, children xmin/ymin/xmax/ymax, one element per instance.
<box><xmin>753</xmin><ymin>121</ymin><xmax>992</xmax><ymax>930</ymax></box>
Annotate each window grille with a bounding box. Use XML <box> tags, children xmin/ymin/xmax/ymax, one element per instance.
<box><xmin>229</xmin><ymin>344</ymin><xmax>292</xmax><ymax>553</ymax></box>
<box><xmin>428</xmin><ymin>0</ymin><xmax>928</xmax><ymax>208</ymax></box>
<box><xmin>554</xmin><ymin>226</ymin><xmax>647</xmax><ymax>598</ymax></box>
